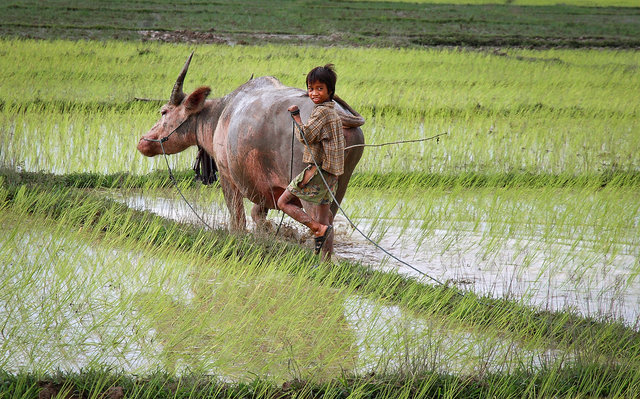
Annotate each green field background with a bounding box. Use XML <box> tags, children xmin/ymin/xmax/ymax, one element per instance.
<box><xmin>1</xmin><ymin>39</ymin><xmax>638</xmax><ymax>178</ymax></box>
<box><xmin>2</xmin><ymin>0</ymin><xmax>639</xmax><ymax>47</ymax></box>
<box><xmin>361</xmin><ymin>0</ymin><xmax>639</xmax><ymax>6</ymax></box>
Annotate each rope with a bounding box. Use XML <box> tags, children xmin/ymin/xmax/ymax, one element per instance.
<box><xmin>147</xmin><ymin>113</ymin><xmax>447</xmax><ymax>286</ymax></box>
<box><xmin>143</xmin><ymin>118</ymin><xmax>214</xmax><ymax>231</ymax></box>
<box><xmin>146</xmin><ymin>112</ymin><xmax>463</xmax><ymax>297</ymax></box>
<box><xmin>290</xmin><ymin>116</ymin><xmax>449</xmax><ymax>288</ymax></box>
<box><xmin>344</xmin><ymin>133</ymin><xmax>448</xmax><ymax>150</ymax></box>
<box><xmin>143</xmin><ymin>111</ymin><xmax>519</xmax><ymax>310</ymax></box>
<box><xmin>274</xmin><ymin>125</ymin><xmax>446</xmax><ymax>236</ymax></box>
<box><xmin>274</xmin><ymin>120</ymin><xmax>296</xmax><ymax>236</ymax></box>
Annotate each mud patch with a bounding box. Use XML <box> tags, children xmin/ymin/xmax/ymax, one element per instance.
<box><xmin>38</xmin><ymin>382</ymin><xmax>123</xmax><ymax>399</ymax></box>
<box><xmin>139</xmin><ymin>30</ymin><xmax>228</xmax><ymax>44</ymax></box>
<box><xmin>138</xmin><ymin>30</ymin><xmax>340</xmax><ymax>46</ymax></box>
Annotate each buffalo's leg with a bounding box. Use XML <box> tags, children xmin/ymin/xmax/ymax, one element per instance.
<box><xmin>251</xmin><ymin>203</ymin><xmax>270</xmax><ymax>231</ymax></box>
<box><xmin>220</xmin><ymin>177</ymin><xmax>246</xmax><ymax>231</ymax></box>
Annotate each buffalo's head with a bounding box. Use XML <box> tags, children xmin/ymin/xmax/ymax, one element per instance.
<box><xmin>137</xmin><ymin>53</ymin><xmax>211</xmax><ymax>157</ymax></box>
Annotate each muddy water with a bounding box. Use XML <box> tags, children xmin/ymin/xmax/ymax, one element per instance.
<box><xmin>111</xmin><ymin>189</ymin><xmax>640</xmax><ymax>326</ymax></box>
<box><xmin>335</xmin><ymin>218</ymin><xmax>640</xmax><ymax>324</ymax></box>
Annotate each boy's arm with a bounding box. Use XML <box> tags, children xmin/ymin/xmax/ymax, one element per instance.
<box><xmin>288</xmin><ymin>105</ymin><xmax>324</xmax><ymax>144</ymax></box>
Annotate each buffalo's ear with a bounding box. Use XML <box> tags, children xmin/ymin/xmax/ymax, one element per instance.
<box><xmin>184</xmin><ymin>86</ymin><xmax>211</xmax><ymax>113</ymax></box>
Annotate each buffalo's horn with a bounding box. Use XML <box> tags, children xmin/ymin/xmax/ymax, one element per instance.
<box><xmin>170</xmin><ymin>52</ymin><xmax>194</xmax><ymax>105</ymax></box>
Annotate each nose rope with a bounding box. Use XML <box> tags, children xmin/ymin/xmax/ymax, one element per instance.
<box><xmin>142</xmin><ymin>117</ymin><xmax>190</xmax><ymax>144</ymax></box>
<box><xmin>143</xmin><ymin>116</ymin><xmax>214</xmax><ymax>231</ymax></box>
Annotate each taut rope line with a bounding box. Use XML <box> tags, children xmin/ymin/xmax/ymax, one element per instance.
<box><xmin>344</xmin><ymin>133</ymin><xmax>447</xmax><ymax>150</ymax></box>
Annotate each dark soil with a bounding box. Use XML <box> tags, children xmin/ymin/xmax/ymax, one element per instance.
<box><xmin>37</xmin><ymin>381</ymin><xmax>123</xmax><ymax>399</ymax></box>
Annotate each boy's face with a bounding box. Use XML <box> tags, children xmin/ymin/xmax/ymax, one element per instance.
<box><xmin>307</xmin><ymin>80</ymin><xmax>331</xmax><ymax>104</ymax></box>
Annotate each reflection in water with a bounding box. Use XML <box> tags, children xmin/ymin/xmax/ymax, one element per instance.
<box><xmin>0</xmin><ymin>212</ymin><xmax>600</xmax><ymax>378</ymax></box>
<box><xmin>1</xmin><ymin>220</ymin><xmax>355</xmax><ymax>379</ymax></box>
<box><xmin>344</xmin><ymin>296</ymin><xmax>565</xmax><ymax>376</ymax></box>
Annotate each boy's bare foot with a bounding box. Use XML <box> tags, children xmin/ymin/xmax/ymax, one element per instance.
<box><xmin>314</xmin><ymin>224</ymin><xmax>330</xmax><ymax>238</ymax></box>
<box><xmin>314</xmin><ymin>225</ymin><xmax>333</xmax><ymax>254</ymax></box>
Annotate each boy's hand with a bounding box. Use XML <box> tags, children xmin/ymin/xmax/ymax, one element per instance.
<box><xmin>288</xmin><ymin>105</ymin><xmax>301</xmax><ymax>123</ymax></box>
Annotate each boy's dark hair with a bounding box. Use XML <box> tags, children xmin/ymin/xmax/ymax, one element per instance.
<box><xmin>306</xmin><ymin>64</ymin><xmax>337</xmax><ymax>100</ymax></box>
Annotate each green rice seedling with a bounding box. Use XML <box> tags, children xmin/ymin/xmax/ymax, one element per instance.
<box><xmin>342</xmin><ymin>184</ymin><xmax>640</xmax><ymax>325</ymax></box>
<box><xmin>0</xmin><ymin>210</ymin><xmax>358</xmax><ymax>380</ymax></box>
<box><xmin>0</xmin><ymin>29</ymin><xmax>640</xmax><ymax>398</ymax></box>
<box><xmin>3</xmin><ymin>174</ymin><xmax>637</xmax><ymax>338</ymax></box>
<box><xmin>3</xmin><ymin>364</ymin><xmax>640</xmax><ymax>398</ymax></box>
<box><xmin>2</xmin><ymin>179</ymin><xmax>640</xmax><ymax>395</ymax></box>
<box><xmin>1</xmin><ymin>40</ymin><xmax>638</xmax><ymax>179</ymax></box>
<box><xmin>0</xmin><ymin>207</ymin><xmax>549</xmax><ymax>382</ymax></box>
<box><xmin>0</xmin><ymin>103</ymin><xmax>197</xmax><ymax>175</ymax></box>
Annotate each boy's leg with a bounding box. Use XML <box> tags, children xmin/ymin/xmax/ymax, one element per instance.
<box><xmin>315</xmin><ymin>203</ymin><xmax>334</xmax><ymax>259</ymax></box>
<box><xmin>315</xmin><ymin>203</ymin><xmax>332</xmax><ymax>228</ymax></box>
<box><xmin>277</xmin><ymin>190</ymin><xmax>328</xmax><ymax>237</ymax></box>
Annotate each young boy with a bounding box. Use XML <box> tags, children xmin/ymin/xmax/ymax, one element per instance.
<box><xmin>277</xmin><ymin>64</ymin><xmax>345</xmax><ymax>255</ymax></box>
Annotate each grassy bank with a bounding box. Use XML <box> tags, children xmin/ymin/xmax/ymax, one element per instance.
<box><xmin>3</xmin><ymin>364</ymin><xmax>640</xmax><ymax>399</ymax></box>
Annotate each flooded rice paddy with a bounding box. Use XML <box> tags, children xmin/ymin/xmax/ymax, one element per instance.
<box><xmin>1</xmin><ymin>40</ymin><xmax>639</xmax><ymax>396</ymax></box>
<box><xmin>113</xmin><ymin>187</ymin><xmax>640</xmax><ymax>326</ymax></box>
<box><xmin>0</xmin><ymin>212</ymin><xmax>563</xmax><ymax>379</ymax></box>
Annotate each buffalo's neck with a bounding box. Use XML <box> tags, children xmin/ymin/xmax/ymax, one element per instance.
<box><xmin>194</xmin><ymin>98</ymin><xmax>224</xmax><ymax>156</ymax></box>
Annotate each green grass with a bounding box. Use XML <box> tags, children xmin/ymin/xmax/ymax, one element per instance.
<box><xmin>1</xmin><ymin>0</ymin><xmax>639</xmax><ymax>48</ymax></box>
<box><xmin>360</xmin><ymin>0</ymin><xmax>640</xmax><ymax>6</ymax></box>
<box><xmin>3</xmin><ymin>364</ymin><xmax>640</xmax><ymax>399</ymax></box>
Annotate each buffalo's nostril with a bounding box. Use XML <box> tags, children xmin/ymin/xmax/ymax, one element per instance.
<box><xmin>137</xmin><ymin>139</ymin><xmax>153</xmax><ymax>156</ymax></box>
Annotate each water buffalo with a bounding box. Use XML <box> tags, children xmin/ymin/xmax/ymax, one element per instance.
<box><xmin>137</xmin><ymin>54</ymin><xmax>365</xmax><ymax>256</ymax></box>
